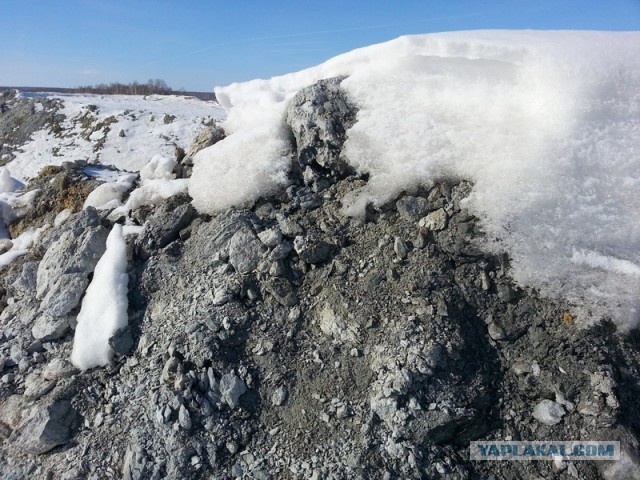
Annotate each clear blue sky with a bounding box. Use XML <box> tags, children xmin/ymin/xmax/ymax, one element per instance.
<box><xmin>1</xmin><ymin>0</ymin><xmax>639</xmax><ymax>92</ymax></box>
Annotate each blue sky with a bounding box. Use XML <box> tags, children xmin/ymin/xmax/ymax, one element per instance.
<box><xmin>1</xmin><ymin>0</ymin><xmax>639</xmax><ymax>91</ymax></box>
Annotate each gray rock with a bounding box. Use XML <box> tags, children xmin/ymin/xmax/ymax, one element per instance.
<box><xmin>286</xmin><ymin>77</ymin><xmax>356</xmax><ymax>181</ymax></box>
<box><xmin>184</xmin><ymin>125</ymin><xmax>225</xmax><ymax>161</ymax></box>
<box><xmin>396</xmin><ymin>196</ymin><xmax>429</xmax><ymax>221</ymax></box>
<box><xmin>31</xmin><ymin>313</ymin><xmax>70</xmax><ymax>341</ymax></box>
<box><xmin>272</xmin><ymin>386</ymin><xmax>288</xmax><ymax>406</ymax></box>
<box><xmin>122</xmin><ymin>441</ymin><xmax>151</xmax><ymax>480</ymax></box>
<box><xmin>264</xmin><ymin>278</ymin><xmax>299</xmax><ymax>306</ymax></box>
<box><xmin>419</xmin><ymin>208</ymin><xmax>448</xmax><ymax>231</ymax></box>
<box><xmin>532</xmin><ymin>399</ymin><xmax>565</xmax><ymax>425</ymax></box>
<box><xmin>258</xmin><ymin>228</ymin><xmax>282</xmax><ymax>248</ymax></box>
<box><xmin>137</xmin><ymin>203</ymin><xmax>196</xmax><ymax>258</ymax></box>
<box><xmin>293</xmin><ymin>236</ymin><xmax>333</xmax><ymax>264</ymax></box>
<box><xmin>11</xmin><ymin>399</ymin><xmax>78</xmax><ymax>454</ymax></box>
<box><xmin>36</xmin><ymin>225</ymin><xmax>108</xmax><ymax>316</ymax></box>
<box><xmin>228</xmin><ymin>226</ymin><xmax>265</xmax><ymax>274</ymax></box>
<box><xmin>219</xmin><ymin>373</ymin><xmax>247</xmax><ymax>409</ymax></box>
<box><xmin>38</xmin><ymin>207</ymin><xmax>103</xmax><ymax>252</ymax></box>
<box><xmin>109</xmin><ymin>327</ymin><xmax>134</xmax><ymax>356</ymax></box>
<box><xmin>394</xmin><ymin>237</ymin><xmax>408</xmax><ymax>260</ymax></box>
<box><xmin>178</xmin><ymin>405</ymin><xmax>192</xmax><ymax>430</ymax></box>
<box><xmin>42</xmin><ymin>358</ymin><xmax>78</xmax><ymax>380</ymax></box>
<box><xmin>23</xmin><ymin>373</ymin><xmax>56</xmax><ymax>400</ymax></box>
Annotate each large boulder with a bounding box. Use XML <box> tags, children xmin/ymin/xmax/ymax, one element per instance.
<box><xmin>10</xmin><ymin>399</ymin><xmax>78</xmax><ymax>454</ymax></box>
<box><xmin>286</xmin><ymin>77</ymin><xmax>357</xmax><ymax>188</ymax></box>
<box><xmin>36</xmin><ymin>222</ymin><xmax>108</xmax><ymax>316</ymax></box>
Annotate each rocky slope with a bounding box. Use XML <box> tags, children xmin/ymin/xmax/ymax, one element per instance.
<box><xmin>0</xmin><ymin>82</ymin><xmax>639</xmax><ymax>479</ymax></box>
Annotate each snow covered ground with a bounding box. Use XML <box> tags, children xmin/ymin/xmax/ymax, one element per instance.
<box><xmin>191</xmin><ymin>30</ymin><xmax>640</xmax><ymax>328</ymax></box>
<box><xmin>8</xmin><ymin>93</ymin><xmax>225</xmax><ymax>180</ymax></box>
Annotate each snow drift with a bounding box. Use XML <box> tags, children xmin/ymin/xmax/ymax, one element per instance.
<box><xmin>190</xmin><ymin>30</ymin><xmax>640</xmax><ymax>328</ymax></box>
<box><xmin>71</xmin><ymin>224</ymin><xmax>129</xmax><ymax>370</ymax></box>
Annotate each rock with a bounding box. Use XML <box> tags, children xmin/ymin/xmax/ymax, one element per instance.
<box><xmin>42</xmin><ymin>358</ymin><xmax>78</xmax><ymax>380</ymax></box>
<box><xmin>36</xmin><ymin>225</ymin><xmax>108</xmax><ymax>316</ymax></box>
<box><xmin>11</xmin><ymin>399</ymin><xmax>78</xmax><ymax>454</ymax></box>
<box><xmin>487</xmin><ymin>322</ymin><xmax>506</xmax><ymax>341</ymax></box>
<box><xmin>219</xmin><ymin>373</ymin><xmax>247</xmax><ymax>409</ymax></box>
<box><xmin>419</xmin><ymin>208</ymin><xmax>448</xmax><ymax>232</ymax></box>
<box><xmin>23</xmin><ymin>373</ymin><xmax>56</xmax><ymax>400</ymax></box>
<box><xmin>109</xmin><ymin>327</ymin><xmax>134</xmax><ymax>356</ymax></box>
<box><xmin>228</xmin><ymin>226</ymin><xmax>265</xmax><ymax>274</ymax></box>
<box><xmin>532</xmin><ymin>399</ymin><xmax>566</xmax><ymax>426</ymax></box>
<box><xmin>137</xmin><ymin>203</ymin><xmax>196</xmax><ymax>258</ymax></box>
<box><xmin>286</xmin><ymin>77</ymin><xmax>356</xmax><ymax>183</ymax></box>
<box><xmin>122</xmin><ymin>441</ymin><xmax>151</xmax><ymax>480</ymax></box>
<box><xmin>258</xmin><ymin>228</ymin><xmax>282</xmax><ymax>248</ymax></box>
<box><xmin>293</xmin><ymin>236</ymin><xmax>333</xmax><ymax>264</ymax></box>
<box><xmin>264</xmin><ymin>278</ymin><xmax>299</xmax><ymax>306</ymax></box>
<box><xmin>393</xmin><ymin>237</ymin><xmax>408</xmax><ymax>260</ymax></box>
<box><xmin>396</xmin><ymin>196</ymin><xmax>429</xmax><ymax>221</ymax></box>
<box><xmin>10</xmin><ymin>261</ymin><xmax>39</xmax><ymax>297</ymax></box>
<box><xmin>178</xmin><ymin>405</ymin><xmax>192</xmax><ymax>430</ymax></box>
<box><xmin>31</xmin><ymin>313</ymin><xmax>70</xmax><ymax>341</ymax></box>
<box><xmin>272</xmin><ymin>386</ymin><xmax>288</xmax><ymax>406</ymax></box>
<box><xmin>184</xmin><ymin>125</ymin><xmax>225</xmax><ymax>161</ymax></box>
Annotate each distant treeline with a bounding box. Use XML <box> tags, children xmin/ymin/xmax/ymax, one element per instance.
<box><xmin>0</xmin><ymin>80</ymin><xmax>216</xmax><ymax>101</ymax></box>
<box><xmin>74</xmin><ymin>79</ymin><xmax>175</xmax><ymax>96</ymax></box>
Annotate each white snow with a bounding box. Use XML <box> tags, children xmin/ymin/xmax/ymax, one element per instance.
<box><xmin>190</xmin><ymin>30</ymin><xmax>640</xmax><ymax>328</ymax></box>
<box><xmin>83</xmin><ymin>173</ymin><xmax>137</xmax><ymax>210</ymax></box>
<box><xmin>0</xmin><ymin>227</ymin><xmax>44</xmax><ymax>267</ymax></box>
<box><xmin>70</xmin><ymin>224</ymin><xmax>129</xmax><ymax>370</ymax></box>
<box><xmin>7</xmin><ymin>94</ymin><xmax>225</xmax><ymax>181</ymax></box>
<box><xmin>139</xmin><ymin>154</ymin><xmax>176</xmax><ymax>182</ymax></box>
<box><xmin>0</xmin><ymin>168</ymin><xmax>22</xmax><ymax>194</ymax></box>
<box><xmin>107</xmin><ymin>154</ymin><xmax>187</xmax><ymax>218</ymax></box>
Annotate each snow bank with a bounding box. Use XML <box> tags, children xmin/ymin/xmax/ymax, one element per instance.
<box><xmin>70</xmin><ymin>224</ymin><xmax>128</xmax><ymax>370</ymax></box>
<box><xmin>191</xmin><ymin>30</ymin><xmax>640</xmax><ymax>328</ymax></box>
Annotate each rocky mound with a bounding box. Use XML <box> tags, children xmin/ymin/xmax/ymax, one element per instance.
<box><xmin>0</xmin><ymin>80</ymin><xmax>638</xmax><ymax>479</ymax></box>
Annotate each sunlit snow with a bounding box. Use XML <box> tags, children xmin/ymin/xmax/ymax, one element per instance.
<box><xmin>70</xmin><ymin>224</ymin><xmax>128</xmax><ymax>370</ymax></box>
<box><xmin>190</xmin><ymin>30</ymin><xmax>640</xmax><ymax>328</ymax></box>
<box><xmin>9</xmin><ymin>93</ymin><xmax>225</xmax><ymax>181</ymax></box>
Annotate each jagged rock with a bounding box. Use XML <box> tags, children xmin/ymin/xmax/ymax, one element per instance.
<box><xmin>396</xmin><ymin>195</ymin><xmax>429</xmax><ymax>221</ymax></box>
<box><xmin>36</xmin><ymin>224</ymin><xmax>108</xmax><ymax>316</ymax></box>
<box><xmin>532</xmin><ymin>399</ymin><xmax>566</xmax><ymax>425</ymax></box>
<box><xmin>137</xmin><ymin>201</ymin><xmax>196</xmax><ymax>258</ymax></box>
<box><xmin>228</xmin><ymin>226</ymin><xmax>265</xmax><ymax>274</ymax></box>
<box><xmin>286</xmin><ymin>77</ymin><xmax>356</xmax><ymax>185</ymax></box>
<box><xmin>219</xmin><ymin>373</ymin><xmax>247</xmax><ymax>409</ymax></box>
<box><xmin>31</xmin><ymin>313</ymin><xmax>70</xmax><ymax>341</ymax></box>
<box><xmin>272</xmin><ymin>386</ymin><xmax>288</xmax><ymax>406</ymax></box>
<box><xmin>185</xmin><ymin>125</ymin><xmax>225</xmax><ymax>160</ymax></box>
<box><xmin>10</xmin><ymin>399</ymin><xmax>78</xmax><ymax>454</ymax></box>
<box><xmin>109</xmin><ymin>327</ymin><xmax>134</xmax><ymax>356</ymax></box>
<box><xmin>42</xmin><ymin>358</ymin><xmax>78</xmax><ymax>380</ymax></box>
<box><xmin>9</xmin><ymin>261</ymin><xmax>39</xmax><ymax>297</ymax></box>
<box><xmin>419</xmin><ymin>208</ymin><xmax>448</xmax><ymax>231</ymax></box>
<box><xmin>293</xmin><ymin>236</ymin><xmax>333</xmax><ymax>264</ymax></box>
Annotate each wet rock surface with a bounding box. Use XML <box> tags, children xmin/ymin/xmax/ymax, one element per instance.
<box><xmin>0</xmin><ymin>80</ymin><xmax>639</xmax><ymax>479</ymax></box>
